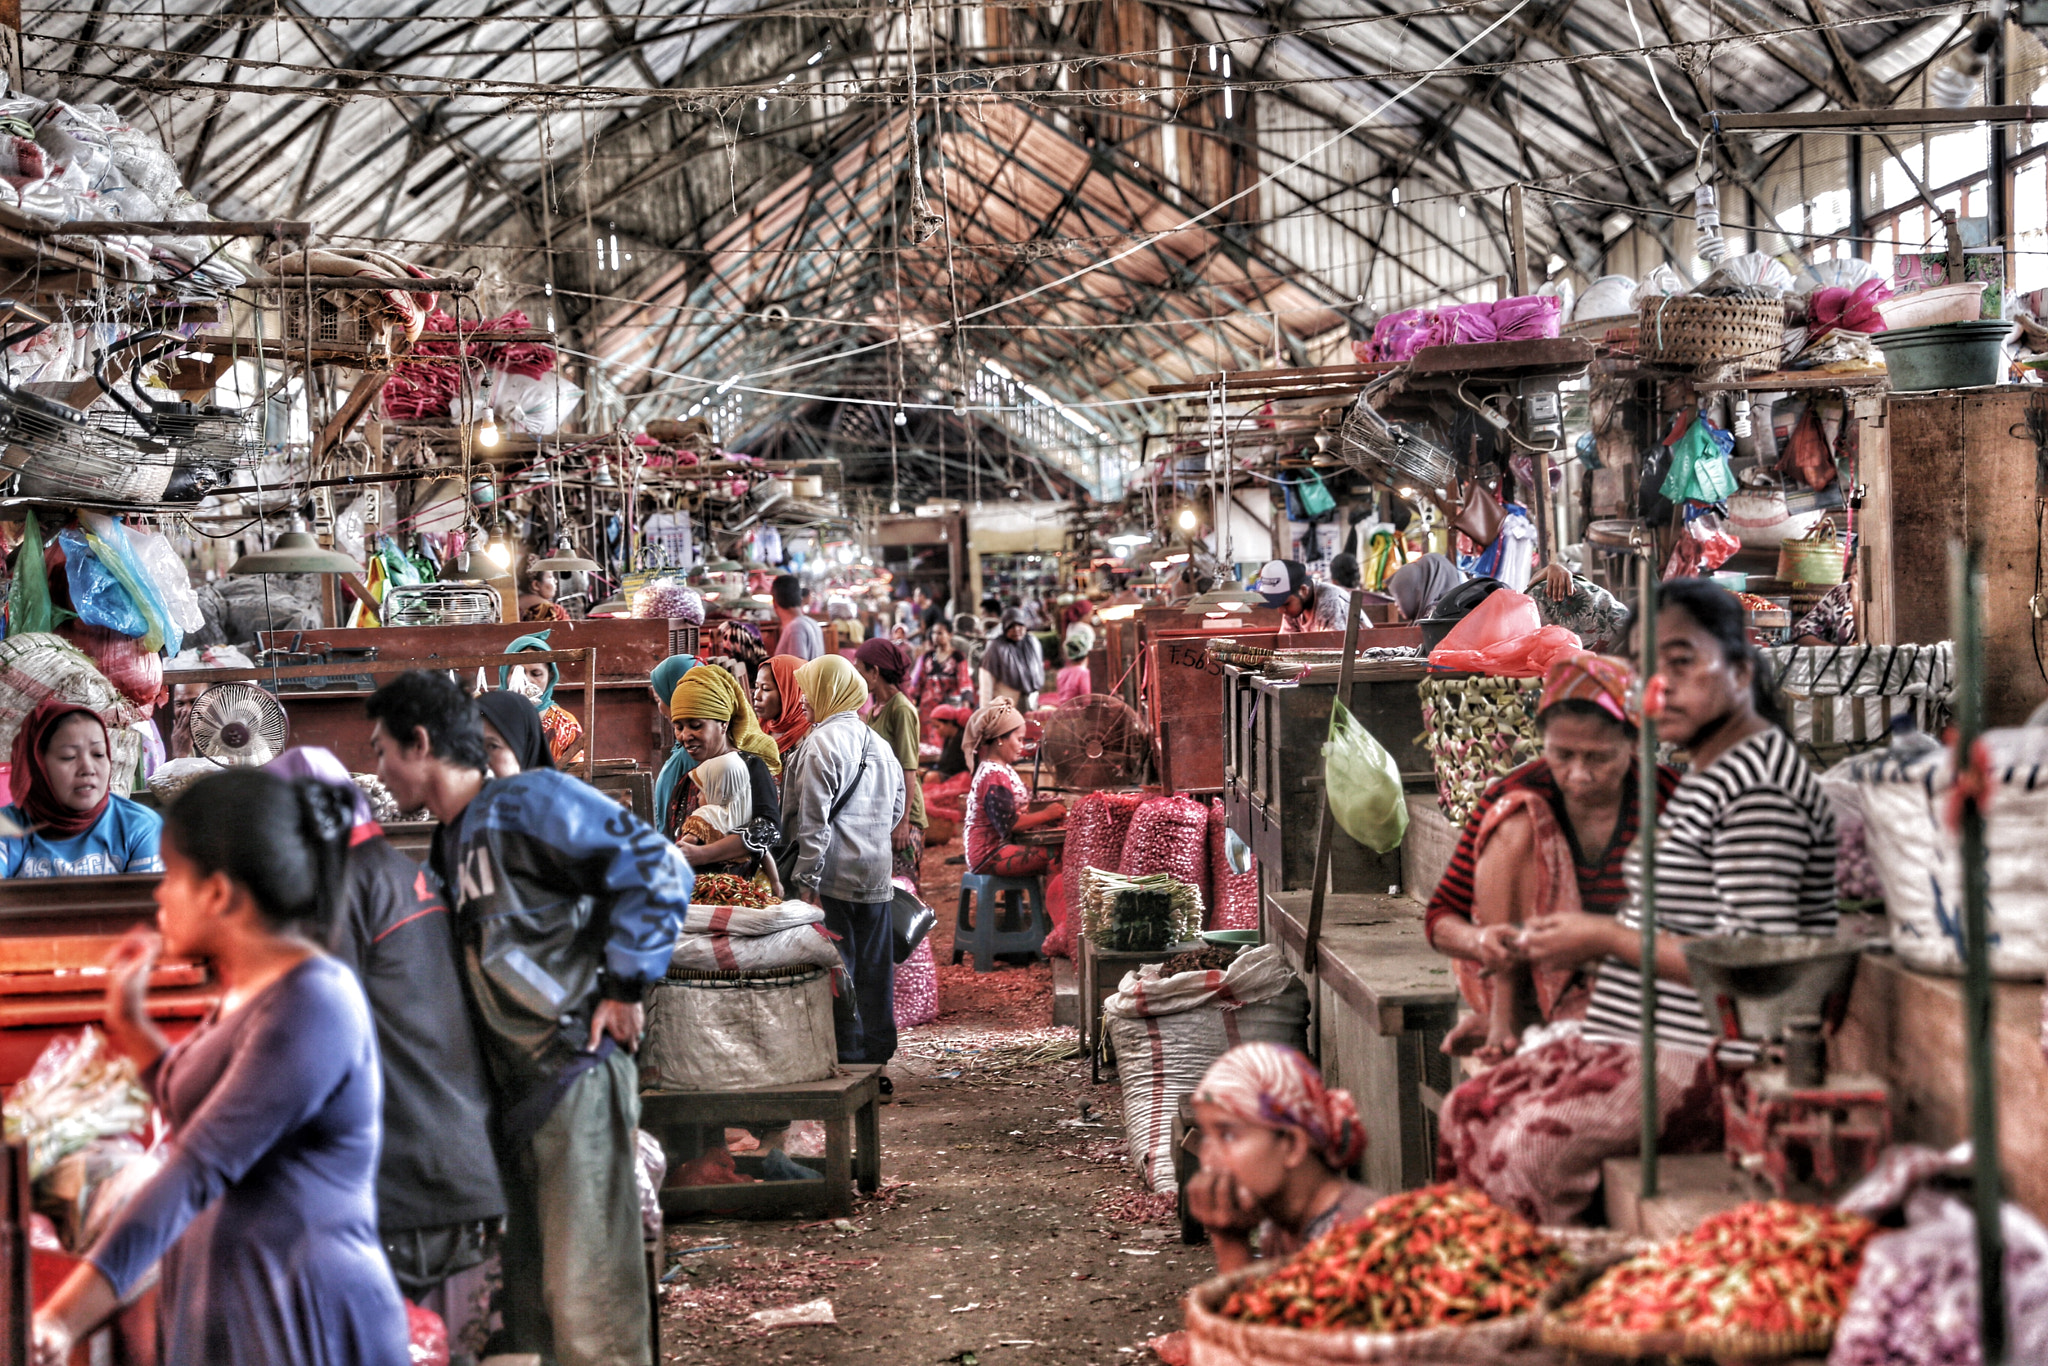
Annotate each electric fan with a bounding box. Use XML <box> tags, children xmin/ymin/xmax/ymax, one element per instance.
<box><xmin>1336</xmin><ymin>376</ymin><xmax>1459</xmax><ymax>504</ymax></box>
<box><xmin>1037</xmin><ymin>694</ymin><xmax>1148</xmax><ymax>792</ymax></box>
<box><xmin>187</xmin><ymin>683</ymin><xmax>290</xmax><ymax>767</ymax></box>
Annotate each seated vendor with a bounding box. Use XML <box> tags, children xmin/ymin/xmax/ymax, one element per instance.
<box><xmin>1426</xmin><ymin>652</ymin><xmax>1680</xmax><ymax>1062</ymax></box>
<box><xmin>667</xmin><ymin>664</ymin><xmax>783</xmax><ymax>889</ymax></box>
<box><xmin>1253</xmin><ymin>559</ymin><xmax>1353</xmax><ymax>634</ymax></box>
<box><xmin>499</xmin><ymin>631</ymin><xmax>583</xmax><ymax>766</ymax></box>
<box><xmin>962</xmin><ymin>700</ymin><xmax>1063</xmax><ymax>877</ymax></box>
<box><xmin>1186</xmin><ymin>1044</ymin><xmax>1377</xmax><ymax>1273</ymax></box>
<box><xmin>0</xmin><ymin>699</ymin><xmax>162</xmax><ymax>877</ymax></box>
<box><xmin>1436</xmin><ymin>579</ymin><xmax>1837</xmax><ymax>1226</ymax></box>
<box><xmin>477</xmin><ymin>690</ymin><xmax>554</xmax><ymax>779</ymax></box>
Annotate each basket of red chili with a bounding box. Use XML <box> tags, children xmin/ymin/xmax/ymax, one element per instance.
<box><xmin>1186</xmin><ymin>1185</ymin><xmax>1577</xmax><ymax>1362</ymax></box>
<box><xmin>1541</xmin><ymin>1199</ymin><xmax>1875</xmax><ymax>1359</ymax></box>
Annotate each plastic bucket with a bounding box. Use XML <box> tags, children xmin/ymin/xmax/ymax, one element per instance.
<box><xmin>1874</xmin><ymin>319</ymin><xmax>2010</xmax><ymax>392</ymax></box>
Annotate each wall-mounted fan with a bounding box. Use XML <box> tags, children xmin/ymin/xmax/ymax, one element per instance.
<box><xmin>188</xmin><ymin>683</ymin><xmax>289</xmax><ymax>766</ymax></box>
<box><xmin>1037</xmin><ymin>694</ymin><xmax>1148</xmax><ymax>792</ymax></box>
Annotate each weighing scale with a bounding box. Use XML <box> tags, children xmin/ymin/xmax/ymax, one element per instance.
<box><xmin>1683</xmin><ymin>936</ymin><xmax>1891</xmax><ymax>1197</ymax></box>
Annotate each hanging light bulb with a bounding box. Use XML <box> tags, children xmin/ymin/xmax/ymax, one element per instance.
<box><xmin>893</xmin><ymin>407</ymin><xmax>908</xmax><ymax>427</ymax></box>
<box><xmin>1222</xmin><ymin>51</ymin><xmax>1231</xmax><ymax>78</ymax></box>
<box><xmin>1223</xmin><ymin>87</ymin><xmax>1232</xmax><ymax>119</ymax></box>
<box><xmin>1177</xmin><ymin>507</ymin><xmax>1198</xmax><ymax>532</ymax></box>
<box><xmin>1208</xmin><ymin>44</ymin><xmax>1218</xmax><ymax>70</ymax></box>
<box><xmin>477</xmin><ymin>408</ymin><xmax>500</xmax><ymax>449</ymax></box>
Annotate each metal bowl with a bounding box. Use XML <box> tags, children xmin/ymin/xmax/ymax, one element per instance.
<box><xmin>1681</xmin><ymin>935</ymin><xmax>1866</xmax><ymax>1043</ymax></box>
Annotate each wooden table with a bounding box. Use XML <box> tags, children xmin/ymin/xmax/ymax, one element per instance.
<box><xmin>1078</xmin><ymin>937</ymin><xmax>1202</xmax><ymax>1081</ymax></box>
<box><xmin>641</xmin><ymin>1066</ymin><xmax>882</xmax><ymax>1219</ymax></box>
<box><xmin>1267</xmin><ymin>890</ymin><xmax>1459</xmax><ymax>1192</ymax></box>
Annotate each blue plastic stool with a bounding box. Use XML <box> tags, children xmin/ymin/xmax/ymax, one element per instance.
<box><xmin>953</xmin><ymin>871</ymin><xmax>1052</xmax><ymax>972</ymax></box>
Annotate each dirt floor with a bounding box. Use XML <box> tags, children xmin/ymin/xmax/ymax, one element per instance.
<box><xmin>656</xmin><ymin>845</ymin><xmax>1201</xmax><ymax>1365</ymax></box>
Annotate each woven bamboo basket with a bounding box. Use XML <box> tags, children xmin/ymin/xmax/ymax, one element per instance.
<box><xmin>1416</xmin><ymin>676</ymin><xmax>1544</xmax><ymax>824</ymax></box>
<box><xmin>1777</xmin><ymin>517</ymin><xmax>1847</xmax><ymax>587</ymax></box>
<box><xmin>1183</xmin><ymin>1268</ymin><xmax>1538</xmax><ymax>1364</ymax></box>
<box><xmin>1538</xmin><ymin>1255</ymin><xmax>1838</xmax><ymax>1361</ymax></box>
<box><xmin>1637</xmin><ymin>296</ymin><xmax>1786</xmax><ymax>375</ymax></box>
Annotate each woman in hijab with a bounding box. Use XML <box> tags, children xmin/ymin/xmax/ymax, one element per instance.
<box><xmin>754</xmin><ymin>655</ymin><xmax>813</xmax><ymax>764</ymax></box>
<box><xmin>1049</xmin><ymin>624</ymin><xmax>1094</xmax><ymax>708</ymax></box>
<box><xmin>1387</xmin><ymin>553</ymin><xmax>1466</xmax><ymax>622</ymax></box>
<box><xmin>667</xmin><ymin>665</ymin><xmax>783</xmax><ymax>882</ymax></box>
<box><xmin>977</xmin><ymin>607</ymin><xmax>1045</xmax><ymax>710</ymax></box>
<box><xmin>497</xmin><ymin>631</ymin><xmax>583</xmax><ymax>765</ymax></box>
<box><xmin>476</xmin><ymin>691</ymin><xmax>554</xmax><ymax>779</ymax></box>
<box><xmin>649</xmin><ymin>654</ymin><xmax>698</xmax><ymax>838</ymax></box>
<box><xmin>0</xmin><ymin>699</ymin><xmax>161</xmax><ymax>878</ymax></box>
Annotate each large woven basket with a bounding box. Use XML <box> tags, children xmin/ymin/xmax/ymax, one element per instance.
<box><xmin>1183</xmin><ymin>1268</ymin><xmax>1538</xmax><ymax>1364</ymax></box>
<box><xmin>1537</xmin><ymin>1252</ymin><xmax>1837</xmax><ymax>1360</ymax></box>
<box><xmin>642</xmin><ymin>964</ymin><xmax>836</xmax><ymax>1093</ymax></box>
<box><xmin>1637</xmin><ymin>295</ymin><xmax>1786</xmax><ymax>375</ymax></box>
<box><xmin>1416</xmin><ymin>676</ymin><xmax>1543</xmax><ymax>824</ymax></box>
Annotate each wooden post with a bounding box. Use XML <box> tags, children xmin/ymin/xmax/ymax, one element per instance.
<box><xmin>1952</xmin><ymin>539</ymin><xmax>2006</xmax><ymax>1366</ymax></box>
<box><xmin>583</xmin><ymin>646</ymin><xmax>600</xmax><ymax>779</ymax></box>
<box><xmin>1945</xmin><ymin>210</ymin><xmax>1965</xmax><ymax>287</ymax></box>
<box><xmin>1637</xmin><ymin>558</ymin><xmax>1660</xmax><ymax>1201</ymax></box>
<box><xmin>0</xmin><ymin>0</ymin><xmax>18</xmax><ymax>96</ymax></box>
<box><xmin>1301</xmin><ymin>571</ymin><xmax>1366</xmax><ymax>975</ymax></box>
<box><xmin>1508</xmin><ymin>183</ymin><xmax>1530</xmax><ymax>296</ymax></box>
<box><xmin>0</xmin><ymin>1144</ymin><xmax>27</xmax><ymax>1366</ymax></box>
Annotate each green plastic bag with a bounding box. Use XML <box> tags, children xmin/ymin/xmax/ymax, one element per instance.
<box><xmin>6</xmin><ymin>509</ymin><xmax>61</xmax><ymax>637</ymax></box>
<box><xmin>1322</xmin><ymin>698</ymin><xmax>1408</xmax><ymax>853</ymax></box>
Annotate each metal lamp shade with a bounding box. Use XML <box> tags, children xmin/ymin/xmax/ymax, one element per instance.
<box><xmin>230</xmin><ymin>530</ymin><xmax>365</xmax><ymax>576</ymax></box>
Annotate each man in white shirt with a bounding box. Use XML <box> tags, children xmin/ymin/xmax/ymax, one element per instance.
<box><xmin>772</xmin><ymin>574</ymin><xmax>825</xmax><ymax>659</ymax></box>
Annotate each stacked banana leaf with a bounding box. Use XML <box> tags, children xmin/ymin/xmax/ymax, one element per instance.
<box><xmin>1417</xmin><ymin>676</ymin><xmax>1545</xmax><ymax>823</ymax></box>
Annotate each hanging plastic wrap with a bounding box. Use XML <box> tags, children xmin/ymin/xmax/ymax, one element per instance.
<box><xmin>1</xmin><ymin>1028</ymin><xmax>150</xmax><ymax>1181</ymax></box>
<box><xmin>6</xmin><ymin>509</ymin><xmax>62</xmax><ymax>637</ymax></box>
<box><xmin>124</xmin><ymin>524</ymin><xmax>205</xmax><ymax>639</ymax></box>
<box><xmin>1664</xmin><ymin>504</ymin><xmax>1741</xmax><ymax>579</ymax></box>
<box><xmin>57</xmin><ymin>526</ymin><xmax>150</xmax><ymax>642</ymax></box>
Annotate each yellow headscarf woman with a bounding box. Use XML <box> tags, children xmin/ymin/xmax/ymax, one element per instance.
<box><xmin>669</xmin><ymin>662</ymin><xmax>782</xmax><ymax>778</ymax></box>
<box><xmin>793</xmin><ymin>654</ymin><xmax>868</xmax><ymax>724</ymax></box>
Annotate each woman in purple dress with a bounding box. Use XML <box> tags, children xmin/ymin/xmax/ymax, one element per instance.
<box><xmin>32</xmin><ymin>768</ymin><xmax>409</xmax><ymax>1366</ymax></box>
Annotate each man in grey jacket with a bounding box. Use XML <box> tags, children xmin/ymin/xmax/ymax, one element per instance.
<box><xmin>782</xmin><ymin>680</ymin><xmax>906</xmax><ymax>1073</ymax></box>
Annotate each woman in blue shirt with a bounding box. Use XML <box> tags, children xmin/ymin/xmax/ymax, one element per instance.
<box><xmin>1</xmin><ymin>698</ymin><xmax>161</xmax><ymax>878</ymax></box>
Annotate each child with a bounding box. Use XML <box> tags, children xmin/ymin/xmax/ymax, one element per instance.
<box><xmin>680</xmin><ymin>752</ymin><xmax>782</xmax><ymax>897</ymax></box>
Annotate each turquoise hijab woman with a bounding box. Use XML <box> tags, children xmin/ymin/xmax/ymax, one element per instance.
<box><xmin>497</xmin><ymin>631</ymin><xmax>560</xmax><ymax>709</ymax></box>
<box><xmin>650</xmin><ymin>654</ymin><xmax>698</xmax><ymax>832</ymax></box>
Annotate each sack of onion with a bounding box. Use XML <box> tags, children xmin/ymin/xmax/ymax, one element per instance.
<box><xmin>1543</xmin><ymin>1199</ymin><xmax>1874</xmax><ymax>1358</ymax></box>
<box><xmin>1183</xmin><ymin>1186</ymin><xmax>1572</xmax><ymax>1362</ymax></box>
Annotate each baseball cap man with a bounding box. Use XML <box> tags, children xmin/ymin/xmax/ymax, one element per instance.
<box><xmin>1252</xmin><ymin>559</ymin><xmax>1309</xmax><ymax>610</ymax></box>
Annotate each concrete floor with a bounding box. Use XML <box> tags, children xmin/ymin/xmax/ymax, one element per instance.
<box><xmin>655</xmin><ymin>844</ymin><xmax>1202</xmax><ymax>1364</ymax></box>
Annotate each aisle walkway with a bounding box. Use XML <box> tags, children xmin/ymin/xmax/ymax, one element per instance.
<box><xmin>657</xmin><ymin>850</ymin><xmax>1200</xmax><ymax>1363</ymax></box>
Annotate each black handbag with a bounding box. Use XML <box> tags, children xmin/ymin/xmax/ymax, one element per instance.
<box><xmin>890</xmin><ymin>885</ymin><xmax>936</xmax><ymax>963</ymax></box>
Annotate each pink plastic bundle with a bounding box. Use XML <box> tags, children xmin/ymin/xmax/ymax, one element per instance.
<box><xmin>1491</xmin><ymin>294</ymin><xmax>1563</xmax><ymax>341</ymax></box>
<box><xmin>1062</xmin><ymin>791</ymin><xmax>1144</xmax><ymax>948</ymax></box>
<box><xmin>1426</xmin><ymin>302</ymin><xmax>1498</xmax><ymax>348</ymax></box>
<box><xmin>1207</xmin><ymin>800</ymin><xmax>1258</xmax><ymax>930</ymax></box>
<box><xmin>1809</xmin><ymin>278</ymin><xmax>1890</xmax><ymax>335</ymax></box>
<box><xmin>1119</xmin><ymin>795</ymin><xmax>1213</xmax><ymax>912</ymax></box>
<box><xmin>1370</xmin><ymin>308</ymin><xmax>1433</xmax><ymax>364</ymax></box>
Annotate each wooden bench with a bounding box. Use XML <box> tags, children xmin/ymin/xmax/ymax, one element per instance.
<box><xmin>641</xmin><ymin>1066</ymin><xmax>882</xmax><ymax>1219</ymax></box>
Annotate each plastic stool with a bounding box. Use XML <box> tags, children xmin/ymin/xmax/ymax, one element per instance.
<box><xmin>953</xmin><ymin>871</ymin><xmax>1052</xmax><ymax>972</ymax></box>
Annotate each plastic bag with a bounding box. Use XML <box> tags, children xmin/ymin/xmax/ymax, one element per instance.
<box><xmin>1426</xmin><ymin>302</ymin><xmax>1497</xmax><ymax>347</ymax></box>
<box><xmin>406</xmin><ymin>1300</ymin><xmax>450</xmax><ymax>1366</ymax></box>
<box><xmin>79</xmin><ymin>513</ymin><xmax>179</xmax><ymax>657</ymax></box>
<box><xmin>57</xmin><ymin>526</ymin><xmax>150</xmax><ymax>641</ymax></box>
<box><xmin>1491</xmin><ymin>294</ymin><xmax>1563</xmax><ymax>340</ymax></box>
<box><xmin>6</xmin><ymin>508</ymin><xmax>63</xmax><ymax>637</ymax></box>
<box><xmin>59</xmin><ymin>621</ymin><xmax>163</xmax><ymax>708</ymax></box>
<box><xmin>1</xmin><ymin>1028</ymin><xmax>150</xmax><ymax>1181</ymax></box>
<box><xmin>1428</xmin><ymin>625</ymin><xmax>1583</xmax><ymax>678</ymax></box>
<box><xmin>1632</xmin><ymin>264</ymin><xmax>1686</xmax><ymax>306</ymax></box>
<box><xmin>1779</xmin><ymin>406</ymin><xmax>1837</xmax><ymax>492</ymax></box>
<box><xmin>123</xmin><ymin>524</ymin><xmax>204</xmax><ymax>636</ymax></box>
<box><xmin>1432</xmin><ymin>587</ymin><xmax>1542</xmax><ymax>656</ymax></box>
<box><xmin>1660</xmin><ymin>413</ymin><xmax>1737</xmax><ymax>506</ymax></box>
<box><xmin>1322</xmin><ymin>699</ymin><xmax>1408</xmax><ymax>853</ymax></box>
<box><xmin>1664</xmin><ymin>505</ymin><xmax>1741</xmax><ymax>579</ymax></box>
<box><xmin>1370</xmin><ymin>308</ymin><xmax>1432</xmax><ymax>364</ymax></box>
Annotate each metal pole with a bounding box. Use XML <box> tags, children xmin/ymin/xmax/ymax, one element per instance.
<box><xmin>1637</xmin><ymin>551</ymin><xmax>1660</xmax><ymax>1200</ymax></box>
<box><xmin>1952</xmin><ymin>539</ymin><xmax>2006</xmax><ymax>1366</ymax></box>
<box><xmin>1302</xmin><ymin>577</ymin><xmax>1366</xmax><ymax>976</ymax></box>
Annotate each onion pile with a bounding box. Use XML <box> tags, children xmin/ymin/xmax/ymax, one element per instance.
<box><xmin>632</xmin><ymin>580</ymin><xmax>703</xmax><ymax>624</ymax></box>
<box><xmin>1207</xmin><ymin>798</ymin><xmax>1258</xmax><ymax>930</ymax></box>
<box><xmin>1119</xmin><ymin>795</ymin><xmax>1212</xmax><ymax>910</ymax></box>
<box><xmin>1835</xmin><ymin>813</ymin><xmax>1882</xmax><ymax>903</ymax></box>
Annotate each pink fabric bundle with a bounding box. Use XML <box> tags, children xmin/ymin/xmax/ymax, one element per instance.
<box><xmin>1207</xmin><ymin>800</ymin><xmax>1258</xmax><ymax>930</ymax></box>
<box><xmin>1370</xmin><ymin>308</ymin><xmax>1432</xmax><ymax>363</ymax></box>
<box><xmin>1054</xmin><ymin>791</ymin><xmax>1144</xmax><ymax>959</ymax></box>
<box><xmin>1809</xmin><ymin>279</ymin><xmax>1890</xmax><ymax>335</ymax></box>
<box><xmin>1491</xmin><ymin>294</ymin><xmax>1563</xmax><ymax>340</ymax></box>
<box><xmin>1427</xmin><ymin>302</ymin><xmax>1498</xmax><ymax>348</ymax></box>
<box><xmin>382</xmin><ymin>309</ymin><xmax>561</xmax><ymax>420</ymax></box>
<box><xmin>1120</xmin><ymin>795</ymin><xmax>1213</xmax><ymax>913</ymax></box>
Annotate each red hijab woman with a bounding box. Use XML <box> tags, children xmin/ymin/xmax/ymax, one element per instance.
<box><xmin>0</xmin><ymin>699</ymin><xmax>163</xmax><ymax>877</ymax></box>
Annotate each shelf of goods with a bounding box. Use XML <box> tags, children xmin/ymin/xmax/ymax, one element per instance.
<box><xmin>229</xmin><ymin>617</ymin><xmax>692</xmax><ymax>771</ymax></box>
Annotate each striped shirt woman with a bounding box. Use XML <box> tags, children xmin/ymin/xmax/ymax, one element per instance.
<box><xmin>1582</xmin><ymin>726</ymin><xmax>1837</xmax><ymax>1057</ymax></box>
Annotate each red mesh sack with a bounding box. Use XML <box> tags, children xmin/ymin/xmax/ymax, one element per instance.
<box><xmin>57</xmin><ymin>621</ymin><xmax>163</xmax><ymax>710</ymax></box>
<box><xmin>1119</xmin><ymin>795</ymin><xmax>1212</xmax><ymax>913</ymax></box>
<box><xmin>405</xmin><ymin>1300</ymin><xmax>449</xmax><ymax>1366</ymax></box>
<box><xmin>1059</xmin><ymin>791</ymin><xmax>1143</xmax><ymax>954</ymax></box>
<box><xmin>1207</xmin><ymin>800</ymin><xmax>1258</xmax><ymax>931</ymax></box>
<box><xmin>1041</xmin><ymin>865</ymin><xmax>1072</xmax><ymax>959</ymax></box>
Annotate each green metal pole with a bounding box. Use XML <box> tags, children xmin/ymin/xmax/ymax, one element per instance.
<box><xmin>1952</xmin><ymin>540</ymin><xmax>2006</xmax><ymax>1366</ymax></box>
<box><xmin>1638</xmin><ymin>558</ymin><xmax>1659</xmax><ymax>1201</ymax></box>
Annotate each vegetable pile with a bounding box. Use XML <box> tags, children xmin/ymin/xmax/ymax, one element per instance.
<box><xmin>1221</xmin><ymin>1184</ymin><xmax>1570</xmax><ymax>1333</ymax></box>
<box><xmin>1551</xmin><ymin>1200</ymin><xmax>1873</xmax><ymax>1341</ymax></box>
<box><xmin>690</xmin><ymin>872</ymin><xmax>778</xmax><ymax>908</ymax></box>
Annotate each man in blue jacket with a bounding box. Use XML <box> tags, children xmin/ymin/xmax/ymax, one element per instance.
<box><xmin>367</xmin><ymin>671</ymin><xmax>689</xmax><ymax>1366</ymax></box>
